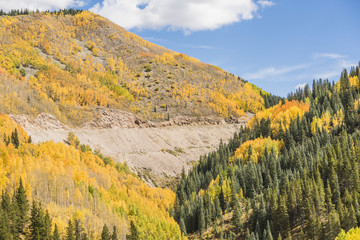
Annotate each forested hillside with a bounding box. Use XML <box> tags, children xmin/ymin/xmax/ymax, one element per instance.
<box><xmin>0</xmin><ymin>113</ymin><xmax>181</xmax><ymax>239</ymax></box>
<box><xmin>173</xmin><ymin>65</ymin><xmax>360</xmax><ymax>239</ymax></box>
<box><xmin>0</xmin><ymin>10</ymin><xmax>265</xmax><ymax>125</ymax></box>
<box><xmin>1</xmin><ymin>8</ymin><xmax>360</xmax><ymax>240</ymax></box>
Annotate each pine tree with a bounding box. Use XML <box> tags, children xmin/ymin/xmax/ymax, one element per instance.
<box><xmin>53</xmin><ymin>224</ymin><xmax>61</xmax><ymax>240</ymax></box>
<box><xmin>0</xmin><ymin>208</ymin><xmax>11</xmax><ymax>240</ymax></box>
<box><xmin>11</xmin><ymin>128</ymin><xmax>20</xmax><ymax>148</ymax></box>
<box><xmin>29</xmin><ymin>200</ymin><xmax>43</xmax><ymax>240</ymax></box>
<box><xmin>0</xmin><ymin>190</ymin><xmax>13</xmax><ymax>238</ymax></box>
<box><xmin>198</xmin><ymin>200</ymin><xmax>205</xmax><ymax>234</ymax></box>
<box><xmin>325</xmin><ymin>209</ymin><xmax>340</xmax><ymax>239</ymax></box>
<box><xmin>111</xmin><ymin>226</ymin><xmax>118</xmax><ymax>240</ymax></box>
<box><xmin>264</xmin><ymin>221</ymin><xmax>273</xmax><ymax>240</ymax></box>
<box><xmin>179</xmin><ymin>217</ymin><xmax>187</xmax><ymax>236</ymax></box>
<box><xmin>219</xmin><ymin>188</ymin><xmax>226</xmax><ymax>212</ymax></box>
<box><xmin>277</xmin><ymin>197</ymin><xmax>290</xmax><ymax>237</ymax></box>
<box><xmin>15</xmin><ymin>178</ymin><xmax>29</xmax><ymax>236</ymax></box>
<box><xmin>43</xmin><ymin>210</ymin><xmax>52</xmax><ymax>240</ymax></box>
<box><xmin>101</xmin><ymin>224</ymin><xmax>111</xmax><ymax>240</ymax></box>
<box><xmin>74</xmin><ymin>219</ymin><xmax>82</xmax><ymax>240</ymax></box>
<box><xmin>214</xmin><ymin>196</ymin><xmax>222</xmax><ymax>218</ymax></box>
<box><xmin>126</xmin><ymin>221</ymin><xmax>139</xmax><ymax>240</ymax></box>
<box><xmin>232</xmin><ymin>200</ymin><xmax>242</xmax><ymax>232</ymax></box>
<box><xmin>66</xmin><ymin>219</ymin><xmax>75</xmax><ymax>240</ymax></box>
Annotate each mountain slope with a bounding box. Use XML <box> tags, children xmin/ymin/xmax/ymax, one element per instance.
<box><xmin>174</xmin><ymin>66</ymin><xmax>360</xmax><ymax>239</ymax></box>
<box><xmin>0</xmin><ymin>10</ymin><xmax>265</xmax><ymax>125</ymax></box>
<box><xmin>0</xmin><ymin>113</ymin><xmax>181</xmax><ymax>239</ymax></box>
<box><xmin>10</xmin><ymin>111</ymin><xmax>250</xmax><ymax>186</ymax></box>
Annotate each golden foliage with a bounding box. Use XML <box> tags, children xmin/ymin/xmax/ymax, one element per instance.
<box><xmin>0</xmin><ymin>11</ymin><xmax>266</xmax><ymax>124</ymax></box>
<box><xmin>336</xmin><ymin>228</ymin><xmax>360</xmax><ymax>240</ymax></box>
<box><xmin>0</xmin><ymin>114</ymin><xmax>181</xmax><ymax>239</ymax></box>
<box><xmin>248</xmin><ymin>100</ymin><xmax>310</xmax><ymax>137</ymax></box>
<box><xmin>310</xmin><ymin>110</ymin><xmax>343</xmax><ymax>134</ymax></box>
<box><xmin>335</xmin><ymin>76</ymin><xmax>359</xmax><ymax>91</ymax></box>
<box><xmin>233</xmin><ymin>137</ymin><xmax>284</xmax><ymax>164</ymax></box>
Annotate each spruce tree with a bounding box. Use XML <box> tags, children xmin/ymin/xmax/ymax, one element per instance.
<box><xmin>126</xmin><ymin>221</ymin><xmax>139</xmax><ymax>240</ymax></box>
<box><xmin>232</xmin><ymin>200</ymin><xmax>242</xmax><ymax>232</ymax></box>
<box><xmin>15</xmin><ymin>178</ymin><xmax>29</xmax><ymax>236</ymax></box>
<box><xmin>198</xmin><ymin>201</ymin><xmax>205</xmax><ymax>234</ymax></box>
<box><xmin>74</xmin><ymin>219</ymin><xmax>82</xmax><ymax>240</ymax></box>
<box><xmin>111</xmin><ymin>226</ymin><xmax>118</xmax><ymax>240</ymax></box>
<box><xmin>11</xmin><ymin>128</ymin><xmax>19</xmax><ymax>148</ymax></box>
<box><xmin>43</xmin><ymin>210</ymin><xmax>52</xmax><ymax>240</ymax></box>
<box><xmin>101</xmin><ymin>224</ymin><xmax>111</xmax><ymax>240</ymax></box>
<box><xmin>29</xmin><ymin>200</ymin><xmax>43</xmax><ymax>240</ymax></box>
<box><xmin>179</xmin><ymin>217</ymin><xmax>187</xmax><ymax>236</ymax></box>
<box><xmin>66</xmin><ymin>219</ymin><xmax>75</xmax><ymax>240</ymax></box>
<box><xmin>264</xmin><ymin>221</ymin><xmax>273</xmax><ymax>240</ymax></box>
<box><xmin>0</xmin><ymin>208</ymin><xmax>11</xmax><ymax>240</ymax></box>
<box><xmin>214</xmin><ymin>196</ymin><xmax>222</xmax><ymax>218</ymax></box>
<box><xmin>53</xmin><ymin>224</ymin><xmax>61</xmax><ymax>240</ymax></box>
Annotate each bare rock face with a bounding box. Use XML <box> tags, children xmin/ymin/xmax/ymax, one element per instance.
<box><xmin>10</xmin><ymin>109</ymin><xmax>251</xmax><ymax>186</ymax></box>
<box><xmin>10</xmin><ymin>113</ymin><xmax>69</xmax><ymax>131</ymax></box>
<box><xmin>83</xmin><ymin>109</ymin><xmax>146</xmax><ymax>129</ymax></box>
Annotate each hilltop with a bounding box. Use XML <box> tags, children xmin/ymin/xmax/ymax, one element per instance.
<box><xmin>0</xmin><ymin>10</ymin><xmax>266</xmax><ymax>126</ymax></box>
<box><xmin>0</xmin><ymin>10</ymin><xmax>273</xmax><ymax>185</ymax></box>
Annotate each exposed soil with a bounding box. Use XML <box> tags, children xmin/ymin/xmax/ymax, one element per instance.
<box><xmin>11</xmin><ymin>110</ymin><xmax>251</xmax><ymax>186</ymax></box>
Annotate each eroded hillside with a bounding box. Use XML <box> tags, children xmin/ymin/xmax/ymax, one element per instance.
<box><xmin>11</xmin><ymin>110</ymin><xmax>252</xmax><ymax>187</ymax></box>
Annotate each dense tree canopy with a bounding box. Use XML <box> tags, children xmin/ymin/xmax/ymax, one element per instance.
<box><xmin>174</xmin><ymin>65</ymin><xmax>360</xmax><ymax>239</ymax></box>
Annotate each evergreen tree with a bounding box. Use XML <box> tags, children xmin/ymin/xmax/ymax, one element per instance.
<box><xmin>53</xmin><ymin>224</ymin><xmax>61</xmax><ymax>240</ymax></box>
<box><xmin>325</xmin><ymin>209</ymin><xmax>341</xmax><ymax>239</ymax></box>
<box><xmin>198</xmin><ymin>200</ymin><xmax>206</xmax><ymax>234</ymax></box>
<box><xmin>264</xmin><ymin>221</ymin><xmax>273</xmax><ymax>240</ymax></box>
<box><xmin>179</xmin><ymin>217</ymin><xmax>187</xmax><ymax>236</ymax></box>
<box><xmin>74</xmin><ymin>219</ymin><xmax>82</xmax><ymax>240</ymax></box>
<box><xmin>11</xmin><ymin>128</ymin><xmax>19</xmax><ymax>148</ymax></box>
<box><xmin>0</xmin><ymin>208</ymin><xmax>11</xmax><ymax>240</ymax></box>
<box><xmin>15</xmin><ymin>178</ymin><xmax>29</xmax><ymax>236</ymax></box>
<box><xmin>43</xmin><ymin>210</ymin><xmax>52</xmax><ymax>240</ymax></box>
<box><xmin>101</xmin><ymin>224</ymin><xmax>111</xmax><ymax>240</ymax></box>
<box><xmin>126</xmin><ymin>221</ymin><xmax>139</xmax><ymax>240</ymax></box>
<box><xmin>231</xmin><ymin>200</ymin><xmax>242</xmax><ymax>232</ymax></box>
<box><xmin>111</xmin><ymin>226</ymin><xmax>118</xmax><ymax>240</ymax></box>
<box><xmin>29</xmin><ymin>200</ymin><xmax>43</xmax><ymax>240</ymax></box>
<box><xmin>66</xmin><ymin>219</ymin><xmax>75</xmax><ymax>240</ymax></box>
<box><xmin>214</xmin><ymin>196</ymin><xmax>222</xmax><ymax>218</ymax></box>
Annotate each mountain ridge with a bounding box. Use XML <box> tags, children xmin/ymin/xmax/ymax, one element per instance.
<box><xmin>0</xmin><ymin>10</ymin><xmax>266</xmax><ymax>126</ymax></box>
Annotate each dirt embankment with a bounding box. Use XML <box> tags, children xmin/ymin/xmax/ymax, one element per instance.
<box><xmin>11</xmin><ymin>109</ymin><xmax>251</xmax><ymax>186</ymax></box>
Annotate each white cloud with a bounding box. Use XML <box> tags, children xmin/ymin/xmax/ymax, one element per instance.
<box><xmin>313</xmin><ymin>52</ymin><xmax>346</xmax><ymax>59</ymax></box>
<box><xmin>243</xmin><ymin>64</ymin><xmax>307</xmax><ymax>80</ymax></box>
<box><xmin>295</xmin><ymin>83</ymin><xmax>307</xmax><ymax>90</ymax></box>
<box><xmin>314</xmin><ymin>59</ymin><xmax>357</xmax><ymax>79</ymax></box>
<box><xmin>90</xmin><ymin>0</ymin><xmax>274</xmax><ymax>32</ymax></box>
<box><xmin>0</xmin><ymin>0</ymin><xmax>85</xmax><ymax>11</ymax></box>
<box><xmin>258</xmin><ymin>0</ymin><xmax>275</xmax><ymax>8</ymax></box>
<box><xmin>314</xmin><ymin>70</ymin><xmax>339</xmax><ymax>79</ymax></box>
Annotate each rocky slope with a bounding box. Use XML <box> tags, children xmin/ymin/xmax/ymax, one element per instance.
<box><xmin>11</xmin><ymin>110</ymin><xmax>251</xmax><ymax>186</ymax></box>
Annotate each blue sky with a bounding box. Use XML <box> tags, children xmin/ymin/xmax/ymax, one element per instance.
<box><xmin>1</xmin><ymin>0</ymin><xmax>359</xmax><ymax>96</ymax></box>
